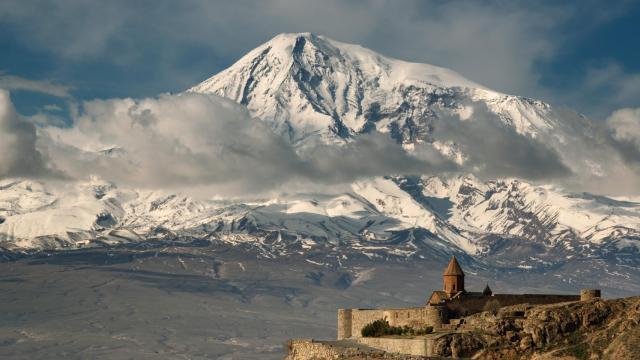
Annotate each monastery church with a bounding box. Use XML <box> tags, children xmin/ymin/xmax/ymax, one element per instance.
<box><xmin>337</xmin><ymin>256</ymin><xmax>601</xmax><ymax>340</ymax></box>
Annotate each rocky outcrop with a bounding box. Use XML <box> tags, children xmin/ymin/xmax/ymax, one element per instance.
<box><xmin>287</xmin><ymin>296</ymin><xmax>640</xmax><ymax>359</ymax></box>
<box><xmin>457</xmin><ymin>296</ymin><xmax>640</xmax><ymax>359</ymax></box>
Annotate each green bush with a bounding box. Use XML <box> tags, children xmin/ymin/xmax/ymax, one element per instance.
<box><xmin>361</xmin><ymin>320</ymin><xmax>434</xmax><ymax>337</ymax></box>
<box><xmin>361</xmin><ymin>319</ymin><xmax>391</xmax><ymax>337</ymax></box>
<box><xmin>415</xmin><ymin>326</ymin><xmax>434</xmax><ymax>335</ymax></box>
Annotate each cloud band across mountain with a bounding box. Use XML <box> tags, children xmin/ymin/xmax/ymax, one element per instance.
<box><xmin>0</xmin><ymin>90</ymin><xmax>577</xmax><ymax>196</ymax></box>
<box><xmin>39</xmin><ymin>93</ymin><xmax>457</xmax><ymax>195</ymax></box>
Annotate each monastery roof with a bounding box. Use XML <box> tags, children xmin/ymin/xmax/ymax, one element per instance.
<box><xmin>483</xmin><ymin>284</ymin><xmax>493</xmax><ymax>296</ymax></box>
<box><xmin>443</xmin><ymin>256</ymin><xmax>464</xmax><ymax>276</ymax></box>
<box><xmin>431</xmin><ymin>290</ymin><xmax>450</xmax><ymax>299</ymax></box>
<box><xmin>428</xmin><ymin>290</ymin><xmax>468</xmax><ymax>305</ymax></box>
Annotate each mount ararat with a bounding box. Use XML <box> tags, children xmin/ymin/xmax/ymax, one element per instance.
<box><xmin>1</xmin><ymin>33</ymin><xmax>639</xmax><ymax>295</ymax></box>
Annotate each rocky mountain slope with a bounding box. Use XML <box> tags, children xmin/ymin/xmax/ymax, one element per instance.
<box><xmin>2</xmin><ymin>174</ymin><xmax>639</xmax><ymax>271</ymax></box>
<box><xmin>1</xmin><ymin>33</ymin><xmax>639</xmax><ymax>293</ymax></box>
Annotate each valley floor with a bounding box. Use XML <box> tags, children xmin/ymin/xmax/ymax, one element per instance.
<box><xmin>0</xmin><ymin>242</ymin><xmax>637</xmax><ymax>359</ymax></box>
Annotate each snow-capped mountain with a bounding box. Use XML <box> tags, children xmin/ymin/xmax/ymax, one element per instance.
<box><xmin>2</xmin><ymin>174</ymin><xmax>639</xmax><ymax>269</ymax></box>
<box><xmin>1</xmin><ymin>33</ymin><xmax>639</xmax><ymax>284</ymax></box>
<box><xmin>189</xmin><ymin>32</ymin><xmax>556</xmax><ymax>147</ymax></box>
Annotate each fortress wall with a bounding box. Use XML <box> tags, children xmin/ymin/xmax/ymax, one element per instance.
<box><xmin>494</xmin><ymin>294</ymin><xmax>580</xmax><ymax>307</ymax></box>
<box><xmin>337</xmin><ymin>309</ymin><xmax>352</xmax><ymax>340</ymax></box>
<box><xmin>286</xmin><ymin>339</ymin><xmax>347</xmax><ymax>360</ymax></box>
<box><xmin>384</xmin><ymin>307</ymin><xmax>427</xmax><ymax>327</ymax></box>
<box><xmin>425</xmin><ymin>305</ymin><xmax>447</xmax><ymax>327</ymax></box>
<box><xmin>580</xmin><ymin>289</ymin><xmax>601</xmax><ymax>301</ymax></box>
<box><xmin>356</xmin><ymin>337</ymin><xmax>434</xmax><ymax>356</ymax></box>
<box><xmin>286</xmin><ymin>339</ymin><xmax>431</xmax><ymax>360</ymax></box>
<box><xmin>342</xmin><ymin>294</ymin><xmax>581</xmax><ymax>339</ymax></box>
<box><xmin>446</xmin><ymin>294</ymin><xmax>581</xmax><ymax>317</ymax></box>
<box><xmin>348</xmin><ymin>309</ymin><xmax>385</xmax><ymax>338</ymax></box>
<box><xmin>445</xmin><ymin>296</ymin><xmax>493</xmax><ymax>317</ymax></box>
<box><xmin>343</xmin><ymin>307</ymin><xmax>435</xmax><ymax>339</ymax></box>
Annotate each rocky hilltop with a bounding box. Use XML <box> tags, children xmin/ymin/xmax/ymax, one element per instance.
<box><xmin>286</xmin><ymin>296</ymin><xmax>640</xmax><ymax>359</ymax></box>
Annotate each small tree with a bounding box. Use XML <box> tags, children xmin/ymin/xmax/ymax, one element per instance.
<box><xmin>412</xmin><ymin>325</ymin><xmax>433</xmax><ymax>336</ymax></box>
<box><xmin>361</xmin><ymin>319</ymin><xmax>391</xmax><ymax>337</ymax></box>
<box><xmin>361</xmin><ymin>320</ymin><xmax>434</xmax><ymax>337</ymax></box>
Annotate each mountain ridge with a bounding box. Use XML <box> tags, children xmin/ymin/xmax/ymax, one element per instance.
<box><xmin>1</xmin><ymin>33</ymin><xmax>639</xmax><ymax>295</ymax></box>
<box><xmin>188</xmin><ymin>32</ymin><xmax>556</xmax><ymax>146</ymax></box>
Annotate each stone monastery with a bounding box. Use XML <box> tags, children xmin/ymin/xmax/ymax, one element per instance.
<box><xmin>337</xmin><ymin>256</ymin><xmax>601</xmax><ymax>340</ymax></box>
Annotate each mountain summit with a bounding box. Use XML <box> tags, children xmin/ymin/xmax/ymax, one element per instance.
<box><xmin>1</xmin><ymin>34</ymin><xmax>639</xmax><ymax>297</ymax></box>
<box><xmin>189</xmin><ymin>33</ymin><xmax>555</xmax><ymax>146</ymax></box>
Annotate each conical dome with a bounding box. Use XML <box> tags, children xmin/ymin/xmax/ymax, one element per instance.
<box><xmin>483</xmin><ymin>284</ymin><xmax>493</xmax><ymax>296</ymax></box>
<box><xmin>444</xmin><ymin>256</ymin><xmax>464</xmax><ymax>276</ymax></box>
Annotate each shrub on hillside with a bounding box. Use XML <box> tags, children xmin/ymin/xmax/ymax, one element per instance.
<box><xmin>415</xmin><ymin>326</ymin><xmax>434</xmax><ymax>335</ymax></box>
<box><xmin>361</xmin><ymin>319</ymin><xmax>391</xmax><ymax>337</ymax></box>
<box><xmin>361</xmin><ymin>320</ymin><xmax>434</xmax><ymax>337</ymax></box>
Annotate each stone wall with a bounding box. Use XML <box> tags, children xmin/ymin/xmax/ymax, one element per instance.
<box><xmin>425</xmin><ymin>304</ymin><xmax>447</xmax><ymax>327</ymax></box>
<box><xmin>340</xmin><ymin>307</ymin><xmax>435</xmax><ymax>339</ymax></box>
<box><xmin>356</xmin><ymin>337</ymin><xmax>434</xmax><ymax>356</ymax></box>
<box><xmin>445</xmin><ymin>294</ymin><xmax>580</xmax><ymax>317</ymax></box>
<box><xmin>345</xmin><ymin>309</ymin><xmax>384</xmax><ymax>339</ymax></box>
<box><xmin>338</xmin><ymin>294</ymin><xmax>582</xmax><ymax>340</ymax></box>
<box><xmin>285</xmin><ymin>339</ymin><xmax>430</xmax><ymax>360</ymax></box>
<box><xmin>384</xmin><ymin>307</ymin><xmax>428</xmax><ymax>327</ymax></box>
<box><xmin>286</xmin><ymin>339</ymin><xmax>359</xmax><ymax>360</ymax></box>
<box><xmin>337</xmin><ymin>309</ymin><xmax>352</xmax><ymax>340</ymax></box>
<box><xmin>580</xmin><ymin>289</ymin><xmax>601</xmax><ymax>301</ymax></box>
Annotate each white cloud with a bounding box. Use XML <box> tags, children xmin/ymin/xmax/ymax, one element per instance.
<box><xmin>433</xmin><ymin>103</ymin><xmax>571</xmax><ymax>181</ymax></box>
<box><xmin>0</xmin><ymin>90</ymin><xmax>56</xmax><ymax>178</ymax></box>
<box><xmin>585</xmin><ymin>64</ymin><xmax>640</xmax><ymax>113</ymax></box>
<box><xmin>43</xmin><ymin>93</ymin><xmax>452</xmax><ymax>196</ymax></box>
<box><xmin>607</xmin><ymin>108</ymin><xmax>640</xmax><ymax>146</ymax></box>
<box><xmin>3</xmin><ymin>89</ymin><xmax>639</xmax><ymax>196</ymax></box>
<box><xmin>0</xmin><ymin>74</ymin><xmax>72</xmax><ymax>98</ymax></box>
<box><xmin>540</xmin><ymin>107</ymin><xmax>640</xmax><ymax>195</ymax></box>
<box><xmin>43</xmin><ymin>104</ymin><xmax>63</xmax><ymax>111</ymax></box>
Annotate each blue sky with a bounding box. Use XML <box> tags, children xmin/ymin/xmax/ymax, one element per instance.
<box><xmin>1</xmin><ymin>0</ymin><xmax>639</xmax><ymax>121</ymax></box>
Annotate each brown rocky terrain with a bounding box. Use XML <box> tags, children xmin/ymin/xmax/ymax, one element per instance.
<box><xmin>461</xmin><ymin>296</ymin><xmax>640</xmax><ymax>359</ymax></box>
<box><xmin>286</xmin><ymin>296</ymin><xmax>640</xmax><ymax>359</ymax></box>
